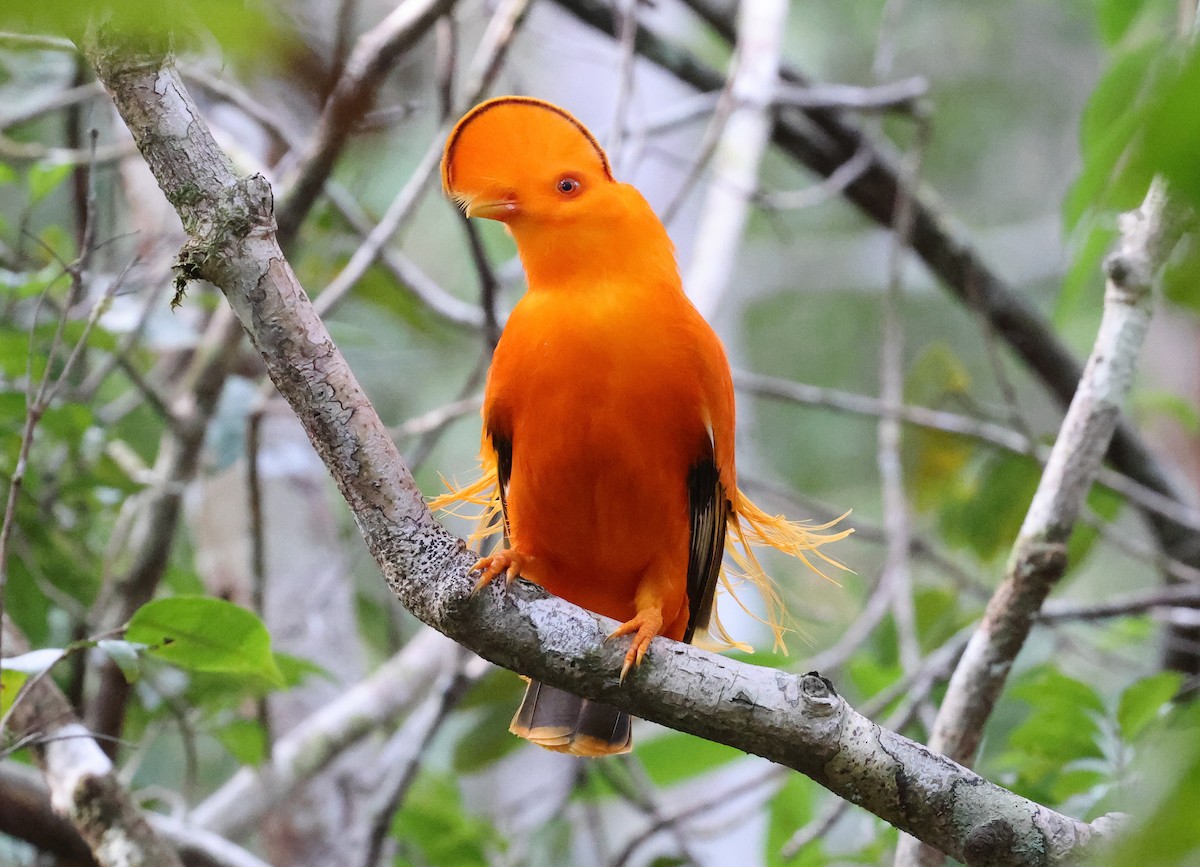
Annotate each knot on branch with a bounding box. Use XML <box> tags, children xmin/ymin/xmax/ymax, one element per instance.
<box><xmin>171</xmin><ymin>174</ymin><xmax>278</xmax><ymax>307</ymax></box>
<box><xmin>800</xmin><ymin>671</ymin><xmax>840</xmax><ymax>717</ymax></box>
<box><xmin>1010</xmin><ymin>540</ymin><xmax>1068</xmax><ymax>587</ymax></box>
<box><xmin>1102</xmin><ymin>248</ymin><xmax>1151</xmax><ymax>303</ymax></box>
<box><xmin>962</xmin><ymin>818</ymin><xmax>1016</xmax><ymax>867</ymax></box>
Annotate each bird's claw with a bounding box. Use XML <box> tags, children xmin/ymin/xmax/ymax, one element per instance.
<box><xmin>607</xmin><ymin>610</ymin><xmax>663</xmax><ymax>683</ymax></box>
<box><xmin>470</xmin><ymin>549</ymin><xmax>527</xmax><ymax>595</ymax></box>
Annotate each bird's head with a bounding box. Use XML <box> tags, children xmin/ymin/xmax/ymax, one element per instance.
<box><xmin>441</xmin><ymin>96</ymin><xmax>676</xmax><ymax>288</ymax></box>
<box><xmin>441</xmin><ymin>96</ymin><xmax>617</xmax><ymax>227</ymax></box>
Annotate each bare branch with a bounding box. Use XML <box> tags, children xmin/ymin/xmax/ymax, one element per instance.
<box><xmin>0</xmin><ymin>762</ymin><xmax>271</xmax><ymax>867</ymax></box>
<box><xmin>927</xmin><ymin>178</ymin><xmax>1187</xmax><ymax>770</ymax></box>
<box><xmin>275</xmin><ymin>0</ymin><xmax>458</xmax><ymax>240</ymax></box>
<box><xmin>737</xmin><ymin>370</ymin><xmax>1200</xmax><ymax>535</ymax></box>
<box><xmin>774</xmin><ymin>77</ymin><xmax>928</xmax><ymax>112</ymax></box>
<box><xmin>360</xmin><ymin>653</ymin><xmax>484</xmax><ymax>867</ymax></box>
<box><xmin>683</xmin><ymin>0</ymin><xmax>787</xmax><ymax>319</ymax></box>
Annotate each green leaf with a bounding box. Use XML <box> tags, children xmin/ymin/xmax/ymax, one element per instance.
<box><xmin>215</xmin><ymin>718</ymin><xmax>268</xmax><ymax>765</ymax></box>
<box><xmin>636</xmin><ymin>732</ymin><xmax>743</xmax><ymax>787</ymax></box>
<box><xmin>0</xmin><ymin>0</ymin><xmax>287</xmax><ymax>64</ymax></box>
<box><xmin>765</xmin><ymin>775</ymin><xmax>816</xmax><ymax>867</ymax></box>
<box><xmin>126</xmin><ymin>596</ymin><xmax>284</xmax><ymax>686</ymax></box>
<box><xmin>0</xmin><ymin>163</ymin><xmax>16</xmax><ymax>186</ymax></box>
<box><xmin>1161</xmin><ymin>233</ymin><xmax>1200</xmax><ymax>312</ymax></box>
<box><xmin>1141</xmin><ymin>47</ymin><xmax>1200</xmax><ymax>210</ymax></box>
<box><xmin>1096</xmin><ymin>704</ymin><xmax>1200</xmax><ymax>866</ymax></box>
<box><xmin>27</xmin><ymin>163</ymin><xmax>73</xmax><ymax>204</ymax></box>
<box><xmin>846</xmin><ymin>655</ymin><xmax>902</xmax><ymax>700</ymax></box>
<box><xmin>97</xmin><ymin>639</ymin><xmax>149</xmax><ymax>684</ymax></box>
<box><xmin>1117</xmin><ymin>672</ymin><xmax>1182</xmax><ymax>741</ymax></box>
<box><xmin>1066</xmin><ymin>481</ymin><xmax>1124</xmax><ymax>569</ymax></box>
<box><xmin>274</xmin><ymin>652</ymin><xmax>333</xmax><ymax>688</ymax></box>
<box><xmin>452</xmin><ymin>671</ymin><xmax>525</xmax><ymax>773</ymax></box>
<box><xmin>904</xmin><ymin>345</ymin><xmax>976</xmax><ymax>511</ymax></box>
<box><xmin>1133</xmin><ymin>389</ymin><xmax>1200</xmax><ymax>434</ymax></box>
<box><xmin>940</xmin><ymin>452</ymin><xmax>1041</xmax><ymax>562</ymax></box>
<box><xmin>1</xmin><ymin>669</ymin><xmax>28</xmax><ymax>717</ymax></box>
<box><xmin>1065</xmin><ymin>41</ymin><xmax>1164</xmax><ymax>229</ymax></box>
<box><xmin>1095</xmin><ymin>0</ymin><xmax>1148</xmax><ymax>47</ymax></box>
<box><xmin>999</xmin><ymin>666</ymin><xmax>1107</xmax><ymax>799</ymax></box>
<box><xmin>1057</xmin><ymin>219</ymin><xmax>1117</xmax><ymax>322</ymax></box>
<box><xmin>392</xmin><ymin>772</ymin><xmax>493</xmax><ymax>867</ymax></box>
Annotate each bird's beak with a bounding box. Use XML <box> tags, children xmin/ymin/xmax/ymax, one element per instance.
<box><xmin>466</xmin><ymin>198</ymin><xmax>518</xmax><ymax>221</ymax></box>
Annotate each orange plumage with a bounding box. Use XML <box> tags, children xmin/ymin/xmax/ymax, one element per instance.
<box><xmin>436</xmin><ymin>97</ymin><xmax>849</xmax><ymax>756</ymax></box>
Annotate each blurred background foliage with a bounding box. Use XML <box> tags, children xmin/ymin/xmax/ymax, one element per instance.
<box><xmin>1</xmin><ymin>0</ymin><xmax>1199</xmax><ymax>864</ymax></box>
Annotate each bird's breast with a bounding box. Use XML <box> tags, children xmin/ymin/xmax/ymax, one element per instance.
<box><xmin>485</xmin><ymin>285</ymin><xmax>708</xmax><ymax>610</ymax></box>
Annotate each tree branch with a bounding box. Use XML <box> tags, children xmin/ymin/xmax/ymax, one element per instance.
<box><xmin>82</xmin><ymin>37</ymin><xmax>1124</xmax><ymax>866</ymax></box>
<box><xmin>190</xmin><ymin>627</ymin><xmax>459</xmax><ymax>839</ymax></box>
<box><xmin>275</xmin><ymin>0</ymin><xmax>457</xmax><ymax>241</ymax></box>
<box><xmin>1</xmin><ymin>618</ymin><xmax>185</xmax><ymax>867</ymax></box>
<box><xmin>925</xmin><ymin>178</ymin><xmax>1189</xmax><ymax>778</ymax></box>
<box><xmin>0</xmin><ymin>762</ymin><xmax>271</xmax><ymax>867</ymax></box>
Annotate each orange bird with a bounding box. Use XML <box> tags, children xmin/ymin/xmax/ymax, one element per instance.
<box><xmin>436</xmin><ymin>97</ymin><xmax>848</xmax><ymax>756</ymax></box>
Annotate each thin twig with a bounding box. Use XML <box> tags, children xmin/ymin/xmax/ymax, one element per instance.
<box><xmin>606</xmin><ymin>0</ymin><xmax>640</xmax><ymax>165</ymax></box>
<box><xmin>318</xmin><ymin>0</ymin><xmax>530</xmax><ymax>313</ymax></box>
<box><xmin>682</xmin><ymin>0</ymin><xmax>786</xmax><ymax>319</ymax></box>
<box><xmin>755</xmin><ymin>145</ymin><xmax>873</xmax><ymax>211</ymax></box>
<box><xmin>737</xmin><ymin>369</ymin><xmax>1200</xmax><ymax>534</ymax></box>
<box><xmin>1040</xmin><ymin>584</ymin><xmax>1200</xmax><ymax>624</ymax></box>
<box><xmin>774</xmin><ymin>77</ymin><xmax>928</xmax><ymax>112</ymax></box>
<box><xmin>275</xmin><ymin>0</ymin><xmax>459</xmax><ymax>240</ymax></box>
<box><xmin>875</xmin><ymin>108</ymin><xmax>928</xmax><ymax>689</ymax></box>
<box><xmin>0</xmin><ymin>256</ymin><xmax>127</xmax><ymax>666</ymax></box>
<box><xmin>360</xmin><ymin>653</ymin><xmax>484</xmax><ymax>867</ymax></box>
<box><xmin>609</xmin><ymin>768</ymin><xmax>783</xmax><ymax>867</ymax></box>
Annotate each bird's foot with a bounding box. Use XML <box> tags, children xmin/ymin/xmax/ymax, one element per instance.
<box><xmin>470</xmin><ymin>548</ymin><xmax>529</xmax><ymax>594</ymax></box>
<box><xmin>607</xmin><ymin>610</ymin><xmax>664</xmax><ymax>682</ymax></box>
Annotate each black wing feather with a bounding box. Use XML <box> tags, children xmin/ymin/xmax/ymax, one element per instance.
<box><xmin>490</xmin><ymin>430</ymin><xmax>513</xmax><ymax>536</ymax></box>
<box><xmin>683</xmin><ymin>451</ymin><xmax>731</xmax><ymax>643</ymax></box>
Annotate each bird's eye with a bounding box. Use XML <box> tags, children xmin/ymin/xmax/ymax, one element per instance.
<box><xmin>557</xmin><ymin>177</ymin><xmax>581</xmax><ymax>195</ymax></box>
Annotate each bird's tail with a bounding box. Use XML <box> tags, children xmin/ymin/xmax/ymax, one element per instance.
<box><xmin>509</xmin><ymin>679</ymin><xmax>632</xmax><ymax>757</ymax></box>
<box><xmin>429</xmin><ymin>459</ymin><xmax>505</xmax><ymax>549</ymax></box>
<box><xmin>699</xmin><ymin>490</ymin><xmax>852</xmax><ymax>653</ymax></box>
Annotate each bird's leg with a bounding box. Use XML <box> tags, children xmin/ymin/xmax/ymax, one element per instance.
<box><xmin>607</xmin><ymin>608</ymin><xmax>664</xmax><ymax>682</ymax></box>
<box><xmin>606</xmin><ymin>563</ymin><xmax>679</xmax><ymax>681</ymax></box>
<box><xmin>470</xmin><ymin>548</ymin><xmax>530</xmax><ymax>594</ymax></box>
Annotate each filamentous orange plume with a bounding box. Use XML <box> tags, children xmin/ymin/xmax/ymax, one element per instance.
<box><xmin>434</xmin><ymin>96</ymin><xmax>850</xmax><ymax>756</ymax></box>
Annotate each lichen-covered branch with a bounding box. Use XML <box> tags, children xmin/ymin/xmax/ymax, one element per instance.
<box><xmin>81</xmin><ymin>36</ymin><xmax>1124</xmax><ymax>866</ymax></box>
<box><xmin>0</xmin><ymin>762</ymin><xmax>270</xmax><ymax>867</ymax></box>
